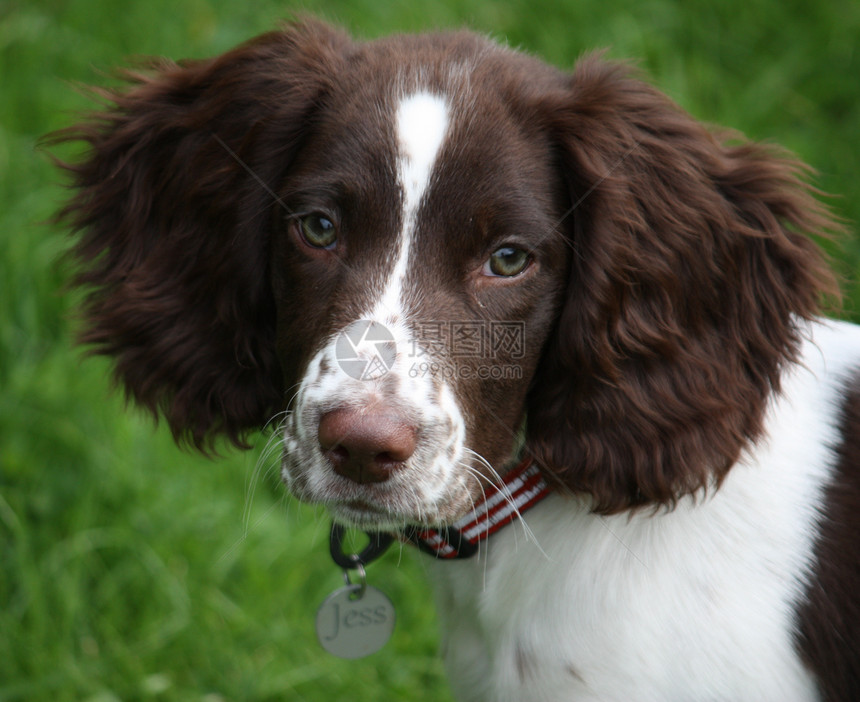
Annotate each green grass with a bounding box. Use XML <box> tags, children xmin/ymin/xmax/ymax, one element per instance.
<box><xmin>1</xmin><ymin>0</ymin><xmax>858</xmax><ymax>699</ymax></box>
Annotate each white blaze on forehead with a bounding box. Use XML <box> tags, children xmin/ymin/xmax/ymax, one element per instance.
<box><xmin>369</xmin><ymin>92</ymin><xmax>450</xmax><ymax>321</ymax></box>
<box><xmin>397</xmin><ymin>92</ymin><xmax>450</xmax><ymax>204</ymax></box>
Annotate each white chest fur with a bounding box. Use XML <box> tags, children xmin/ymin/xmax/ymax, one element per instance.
<box><xmin>427</xmin><ymin>322</ymin><xmax>860</xmax><ymax>702</ymax></box>
<box><xmin>431</xmin><ymin>487</ymin><xmax>821</xmax><ymax>702</ymax></box>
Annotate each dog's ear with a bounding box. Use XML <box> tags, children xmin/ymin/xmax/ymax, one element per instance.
<box><xmin>527</xmin><ymin>55</ymin><xmax>839</xmax><ymax>513</ymax></box>
<box><xmin>49</xmin><ymin>19</ymin><xmax>350</xmax><ymax>451</ymax></box>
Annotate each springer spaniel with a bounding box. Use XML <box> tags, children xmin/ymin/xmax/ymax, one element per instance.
<box><xmin>53</xmin><ymin>19</ymin><xmax>859</xmax><ymax>702</ymax></box>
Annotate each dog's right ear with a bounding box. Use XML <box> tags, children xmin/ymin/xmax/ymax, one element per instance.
<box><xmin>48</xmin><ymin>19</ymin><xmax>350</xmax><ymax>451</ymax></box>
<box><xmin>525</xmin><ymin>56</ymin><xmax>837</xmax><ymax>514</ymax></box>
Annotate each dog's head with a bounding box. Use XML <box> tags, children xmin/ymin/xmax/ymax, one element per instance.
<box><xmin>54</xmin><ymin>20</ymin><xmax>836</xmax><ymax>525</ymax></box>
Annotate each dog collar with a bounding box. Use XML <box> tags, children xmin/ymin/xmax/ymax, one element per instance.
<box><xmin>329</xmin><ymin>457</ymin><xmax>552</xmax><ymax>567</ymax></box>
<box><xmin>402</xmin><ymin>457</ymin><xmax>552</xmax><ymax>559</ymax></box>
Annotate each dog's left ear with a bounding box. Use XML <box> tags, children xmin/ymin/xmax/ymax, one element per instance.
<box><xmin>526</xmin><ymin>55</ymin><xmax>839</xmax><ymax>513</ymax></box>
<box><xmin>49</xmin><ymin>20</ymin><xmax>351</xmax><ymax>451</ymax></box>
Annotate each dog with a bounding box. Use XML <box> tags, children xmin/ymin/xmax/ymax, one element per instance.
<box><xmin>53</xmin><ymin>18</ymin><xmax>859</xmax><ymax>702</ymax></box>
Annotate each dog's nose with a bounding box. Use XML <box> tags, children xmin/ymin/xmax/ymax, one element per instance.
<box><xmin>318</xmin><ymin>408</ymin><xmax>417</xmax><ymax>484</ymax></box>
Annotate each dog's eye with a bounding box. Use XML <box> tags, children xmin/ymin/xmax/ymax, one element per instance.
<box><xmin>297</xmin><ymin>214</ymin><xmax>337</xmax><ymax>249</ymax></box>
<box><xmin>484</xmin><ymin>246</ymin><xmax>531</xmax><ymax>277</ymax></box>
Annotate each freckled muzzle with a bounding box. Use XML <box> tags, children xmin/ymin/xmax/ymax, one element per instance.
<box><xmin>279</xmin><ymin>317</ymin><xmax>474</xmax><ymax>528</ymax></box>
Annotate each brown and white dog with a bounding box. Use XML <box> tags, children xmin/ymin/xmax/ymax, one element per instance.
<box><xmin>54</xmin><ymin>19</ymin><xmax>859</xmax><ymax>702</ymax></box>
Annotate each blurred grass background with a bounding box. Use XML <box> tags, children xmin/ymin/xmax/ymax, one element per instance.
<box><xmin>1</xmin><ymin>0</ymin><xmax>858</xmax><ymax>700</ymax></box>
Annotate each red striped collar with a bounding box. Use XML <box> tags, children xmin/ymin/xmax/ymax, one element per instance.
<box><xmin>403</xmin><ymin>457</ymin><xmax>552</xmax><ymax>559</ymax></box>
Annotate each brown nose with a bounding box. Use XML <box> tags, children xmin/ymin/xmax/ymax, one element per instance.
<box><xmin>318</xmin><ymin>408</ymin><xmax>418</xmax><ymax>484</ymax></box>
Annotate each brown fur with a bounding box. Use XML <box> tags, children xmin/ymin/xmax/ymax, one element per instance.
<box><xmin>48</xmin><ymin>19</ymin><xmax>853</xmax><ymax>696</ymax></box>
<box><xmin>526</xmin><ymin>57</ymin><xmax>839</xmax><ymax>513</ymax></box>
<box><xmin>795</xmin><ymin>373</ymin><xmax>860</xmax><ymax>700</ymax></box>
<box><xmin>49</xmin><ymin>19</ymin><xmax>838</xmax><ymax>505</ymax></box>
<box><xmin>48</xmin><ymin>21</ymin><xmax>352</xmax><ymax>450</ymax></box>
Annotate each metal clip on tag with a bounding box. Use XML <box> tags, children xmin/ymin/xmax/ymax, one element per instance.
<box><xmin>316</xmin><ymin>523</ymin><xmax>396</xmax><ymax>659</ymax></box>
<box><xmin>342</xmin><ymin>560</ymin><xmax>367</xmax><ymax>597</ymax></box>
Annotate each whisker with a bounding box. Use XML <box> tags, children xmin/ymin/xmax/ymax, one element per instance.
<box><xmin>244</xmin><ymin>439</ymin><xmax>279</xmax><ymax>532</ymax></box>
<box><xmin>460</xmin><ymin>449</ymin><xmax>547</xmax><ymax>558</ymax></box>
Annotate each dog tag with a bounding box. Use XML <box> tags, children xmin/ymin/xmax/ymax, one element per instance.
<box><xmin>316</xmin><ymin>584</ymin><xmax>396</xmax><ymax>658</ymax></box>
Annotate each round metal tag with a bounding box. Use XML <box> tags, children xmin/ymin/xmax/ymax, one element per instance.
<box><xmin>316</xmin><ymin>584</ymin><xmax>396</xmax><ymax>659</ymax></box>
